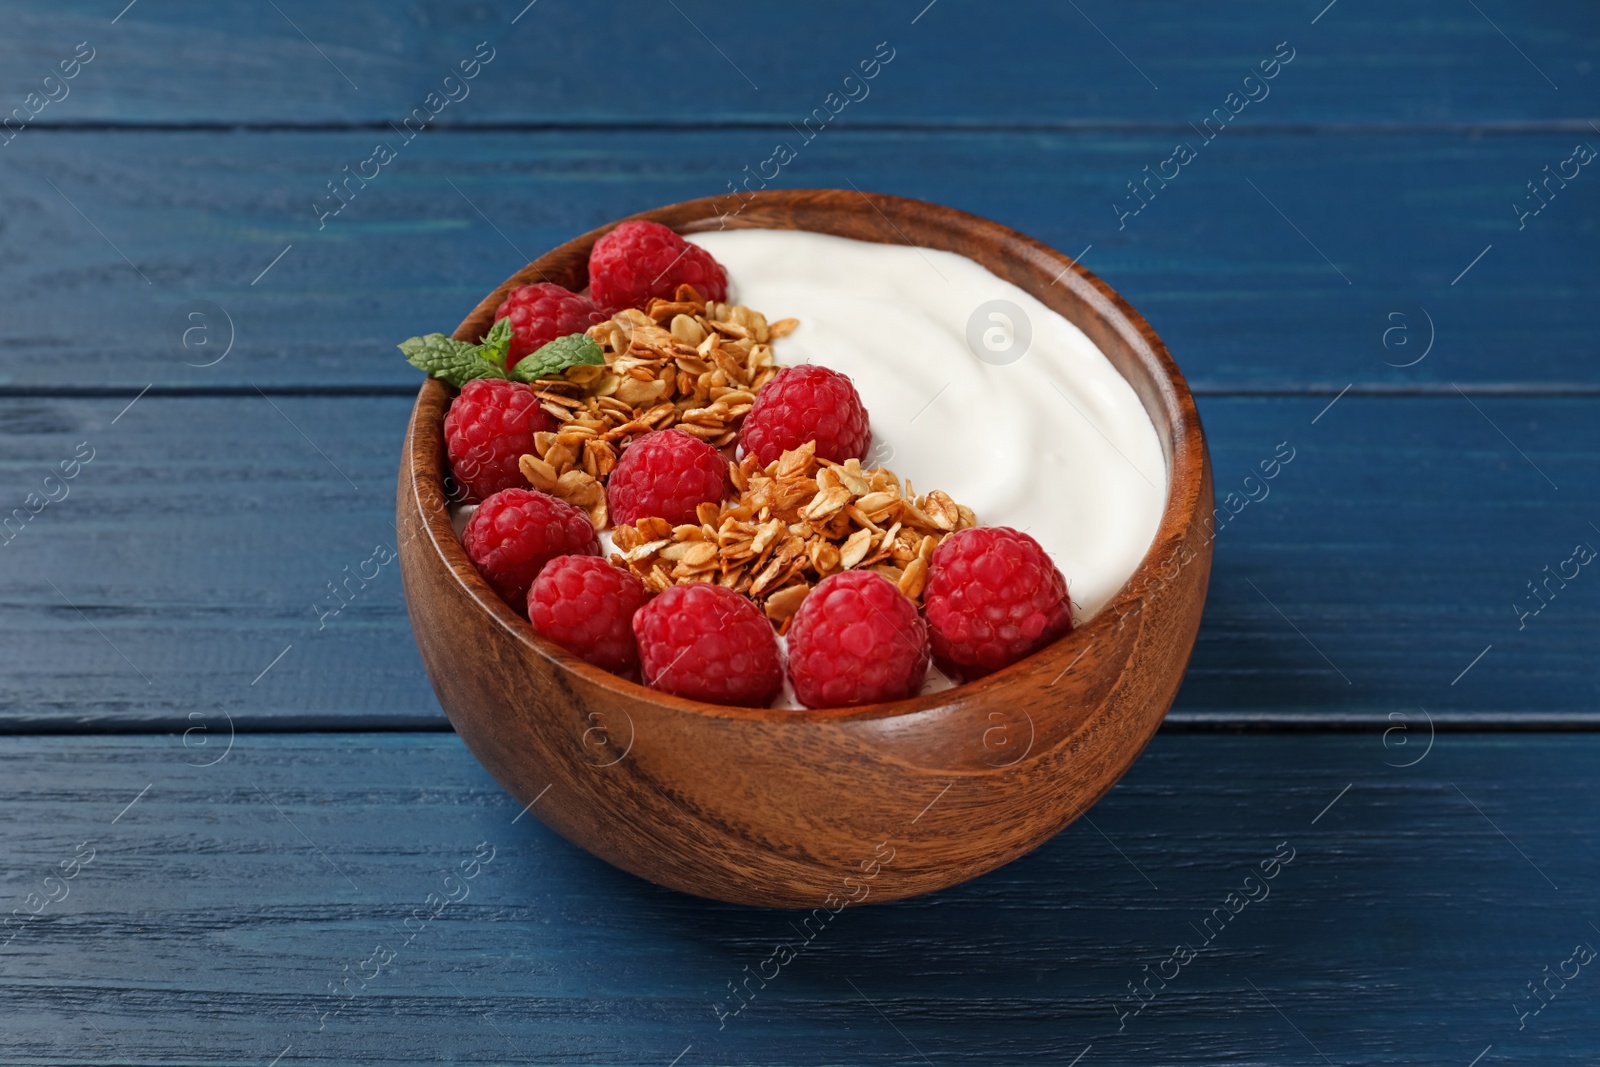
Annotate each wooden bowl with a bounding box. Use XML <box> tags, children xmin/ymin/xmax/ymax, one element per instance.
<box><xmin>398</xmin><ymin>190</ymin><xmax>1212</xmax><ymax>908</ymax></box>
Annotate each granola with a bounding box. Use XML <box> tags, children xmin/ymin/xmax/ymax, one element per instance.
<box><xmin>608</xmin><ymin>441</ymin><xmax>977</xmax><ymax>632</ymax></box>
<box><xmin>514</xmin><ymin>284</ymin><xmax>795</xmax><ymax>527</ymax></box>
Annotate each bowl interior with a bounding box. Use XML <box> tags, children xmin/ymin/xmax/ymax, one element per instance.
<box><xmin>409</xmin><ymin>188</ymin><xmax>1205</xmax><ymax>723</ymax></box>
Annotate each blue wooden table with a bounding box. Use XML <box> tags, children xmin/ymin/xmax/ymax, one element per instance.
<box><xmin>2</xmin><ymin>2</ymin><xmax>1597</xmax><ymax>1063</ymax></box>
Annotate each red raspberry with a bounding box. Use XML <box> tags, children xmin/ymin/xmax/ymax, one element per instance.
<box><xmin>588</xmin><ymin>220</ymin><xmax>727</xmax><ymax>313</ymax></box>
<box><xmin>461</xmin><ymin>489</ymin><xmax>600</xmax><ymax>610</ymax></box>
<box><xmin>493</xmin><ymin>282</ymin><xmax>605</xmax><ymax>366</ymax></box>
<box><xmin>527</xmin><ymin>555</ymin><xmax>647</xmax><ymax>673</ymax></box>
<box><xmin>737</xmin><ymin>365</ymin><xmax>871</xmax><ymax>467</ymax></box>
<box><xmin>922</xmin><ymin>527</ymin><xmax>1073</xmax><ymax>678</ymax></box>
<box><xmin>632</xmin><ymin>583</ymin><xmax>783</xmax><ymax>706</ymax></box>
<box><xmin>443</xmin><ymin>378</ymin><xmax>552</xmax><ymax>503</ymax></box>
<box><xmin>786</xmin><ymin>571</ymin><xmax>931</xmax><ymax>708</ymax></box>
<box><xmin>607</xmin><ymin>429</ymin><xmax>729</xmax><ymax>527</ymax></box>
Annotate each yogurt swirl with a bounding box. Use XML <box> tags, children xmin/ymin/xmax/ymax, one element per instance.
<box><xmin>688</xmin><ymin>228</ymin><xmax>1165</xmax><ymax>622</ymax></box>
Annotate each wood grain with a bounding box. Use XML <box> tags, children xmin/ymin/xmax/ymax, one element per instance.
<box><xmin>400</xmin><ymin>190</ymin><xmax>1213</xmax><ymax>905</ymax></box>
<box><xmin>5</xmin><ymin>1</ymin><xmax>1595</xmax><ymax>126</ymax></box>
<box><xmin>0</xmin><ymin>131</ymin><xmax>1595</xmax><ymax>390</ymax></box>
<box><xmin>2</xmin><ymin>395</ymin><xmax>1596</xmax><ymax>729</ymax></box>
<box><xmin>0</xmin><ymin>732</ymin><xmax>1593</xmax><ymax>1064</ymax></box>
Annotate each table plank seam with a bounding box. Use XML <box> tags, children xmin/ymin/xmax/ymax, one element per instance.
<box><xmin>17</xmin><ymin>119</ymin><xmax>1600</xmax><ymax>136</ymax></box>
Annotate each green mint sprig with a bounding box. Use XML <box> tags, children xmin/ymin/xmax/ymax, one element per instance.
<box><xmin>398</xmin><ymin>319</ymin><xmax>604</xmax><ymax>388</ymax></box>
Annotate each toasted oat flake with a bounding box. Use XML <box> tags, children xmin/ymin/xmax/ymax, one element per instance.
<box><xmin>764</xmin><ymin>583</ymin><xmax>810</xmax><ymax>622</ymax></box>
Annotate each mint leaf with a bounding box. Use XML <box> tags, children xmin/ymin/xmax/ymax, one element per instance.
<box><xmin>476</xmin><ymin>317</ymin><xmax>514</xmax><ymax>368</ymax></box>
<box><xmin>398</xmin><ymin>332</ymin><xmax>508</xmax><ymax>387</ymax></box>
<box><xmin>509</xmin><ymin>332</ymin><xmax>604</xmax><ymax>382</ymax></box>
<box><xmin>401</xmin><ymin>320</ymin><xmax>595</xmax><ymax>388</ymax></box>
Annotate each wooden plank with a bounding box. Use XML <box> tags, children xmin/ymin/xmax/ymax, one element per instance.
<box><xmin>0</xmin><ymin>732</ymin><xmax>1594</xmax><ymax>1064</ymax></box>
<box><xmin>0</xmin><ymin>394</ymin><xmax>438</xmax><ymax>729</ymax></box>
<box><xmin>1</xmin><ymin>394</ymin><xmax>1594</xmax><ymax>728</ymax></box>
<box><xmin>1187</xmin><ymin>394</ymin><xmax>1600</xmax><ymax>723</ymax></box>
<box><xmin>3</xmin><ymin>1</ymin><xmax>1595</xmax><ymax>127</ymax></box>
<box><xmin>1</xmin><ymin>129</ymin><xmax>1595</xmax><ymax>392</ymax></box>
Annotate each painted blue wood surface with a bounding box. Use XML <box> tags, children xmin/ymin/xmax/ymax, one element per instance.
<box><xmin>1</xmin><ymin>130</ymin><xmax>1596</xmax><ymax>392</ymax></box>
<box><xmin>0</xmin><ymin>1</ymin><xmax>1596</xmax><ymax>1062</ymax></box>
<box><xmin>0</xmin><ymin>733</ymin><xmax>1594</xmax><ymax>1065</ymax></box>
<box><xmin>3</xmin><ymin>1</ymin><xmax>1595</xmax><ymax>126</ymax></box>
<box><xmin>1</xmin><ymin>395</ymin><xmax>1593</xmax><ymax>728</ymax></box>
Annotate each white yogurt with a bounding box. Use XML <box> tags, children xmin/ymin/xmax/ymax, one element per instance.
<box><xmin>688</xmin><ymin>229</ymin><xmax>1166</xmax><ymax>622</ymax></box>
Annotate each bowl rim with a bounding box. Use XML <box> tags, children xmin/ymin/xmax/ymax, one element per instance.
<box><xmin>402</xmin><ymin>188</ymin><xmax>1205</xmax><ymax>724</ymax></box>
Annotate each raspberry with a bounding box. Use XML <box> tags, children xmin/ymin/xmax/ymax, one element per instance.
<box><xmin>786</xmin><ymin>571</ymin><xmax>931</xmax><ymax>708</ymax></box>
<box><xmin>607</xmin><ymin>429</ymin><xmax>729</xmax><ymax>527</ymax></box>
<box><xmin>737</xmin><ymin>364</ymin><xmax>871</xmax><ymax>467</ymax></box>
<box><xmin>443</xmin><ymin>378</ymin><xmax>552</xmax><ymax>503</ymax></box>
<box><xmin>493</xmin><ymin>282</ymin><xmax>605</xmax><ymax>366</ymax></box>
<box><xmin>922</xmin><ymin>527</ymin><xmax>1073</xmax><ymax>678</ymax></box>
<box><xmin>588</xmin><ymin>220</ymin><xmax>727</xmax><ymax>313</ymax></box>
<box><xmin>632</xmin><ymin>583</ymin><xmax>783</xmax><ymax>706</ymax></box>
<box><xmin>461</xmin><ymin>489</ymin><xmax>600</xmax><ymax>610</ymax></box>
<box><xmin>527</xmin><ymin>555</ymin><xmax>647</xmax><ymax>673</ymax></box>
